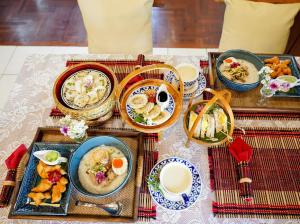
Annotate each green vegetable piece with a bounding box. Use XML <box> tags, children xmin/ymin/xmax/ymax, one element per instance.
<box><xmin>45</xmin><ymin>151</ymin><xmax>59</xmax><ymax>162</ymax></box>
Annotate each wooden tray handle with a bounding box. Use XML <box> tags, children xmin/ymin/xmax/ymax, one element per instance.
<box><xmin>188</xmin><ymin>88</ymin><xmax>234</xmax><ymax>142</ymax></box>
<box><xmin>115</xmin><ymin>64</ymin><xmax>184</xmax><ymax>103</ymax></box>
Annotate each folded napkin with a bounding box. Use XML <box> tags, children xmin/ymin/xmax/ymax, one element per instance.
<box><xmin>228</xmin><ymin>137</ymin><xmax>253</xmax><ymax>202</ymax></box>
<box><xmin>0</xmin><ymin>144</ymin><xmax>27</xmax><ymax>207</ymax></box>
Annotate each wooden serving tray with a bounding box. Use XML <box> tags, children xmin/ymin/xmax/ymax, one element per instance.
<box><xmin>207</xmin><ymin>52</ymin><xmax>300</xmax><ymax>113</ymax></box>
<box><xmin>9</xmin><ymin>127</ymin><xmax>144</xmax><ymax>222</ymax></box>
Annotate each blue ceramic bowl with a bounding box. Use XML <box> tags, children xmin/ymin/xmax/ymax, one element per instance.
<box><xmin>216</xmin><ymin>49</ymin><xmax>264</xmax><ymax>92</ymax></box>
<box><xmin>68</xmin><ymin>136</ymin><xmax>133</xmax><ymax>198</ymax></box>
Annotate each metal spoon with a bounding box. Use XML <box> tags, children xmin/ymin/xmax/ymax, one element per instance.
<box><xmin>75</xmin><ymin>201</ymin><xmax>123</xmax><ymax>216</ymax></box>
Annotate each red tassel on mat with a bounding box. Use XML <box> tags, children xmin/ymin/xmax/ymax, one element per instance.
<box><xmin>0</xmin><ymin>144</ymin><xmax>27</xmax><ymax>207</ymax></box>
<box><xmin>228</xmin><ymin>137</ymin><xmax>253</xmax><ymax>202</ymax></box>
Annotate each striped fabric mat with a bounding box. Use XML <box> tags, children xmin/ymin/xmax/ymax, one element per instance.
<box><xmin>66</xmin><ymin>54</ymin><xmax>164</xmax><ymax>82</ymax></box>
<box><xmin>209</xmin><ymin>128</ymin><xmax>300</xmax><ymax>219</ymax></box>
<box><xmin>51</xmin><ymin>55</ymin><xmax>164</xmax><ymax>221</ymax></box>
<box><xmin>233</xmin><ymin>112</ymin><xmax>300</xmax><ymax>121</ymax></box>
<box><xmin>138</xmin><ymin>133</ymin><xmax>159</xmax><ymax>221</ymax></box>
<box><xmin>139</xmin><ymin>135</ymin><xmax>159</xmax><ymax>221</ymax></box>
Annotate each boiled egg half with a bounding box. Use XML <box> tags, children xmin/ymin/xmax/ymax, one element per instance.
<box><xmin>112</xmin><ymin>157</ymin><xmax>128</xmax><ymax>175</ymax></box>
<box><xmin>223</xmin><ymin>57</ymin><xmax>238</xmax><ymax>68</ymax></box>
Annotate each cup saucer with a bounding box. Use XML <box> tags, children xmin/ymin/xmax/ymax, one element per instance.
<box><xmin>183</xmin><ymin>73</ymin><xmax>206</xmax><ymax>100</ymax></box>
<box><xmin>159</xmin><ymin>184</ymin><xmax>191</xmax><ymax>203</ymax></box>
<box><xmin>184</xmin><ymin>81</ymin><xmax>199</xmax><ymax>95</ymax></box>
<box><xmin>148</xmin><ymin>157</ymin><xmax>202</xmax><ymax>211</ymax></box>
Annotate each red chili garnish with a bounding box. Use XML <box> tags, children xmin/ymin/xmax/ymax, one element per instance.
<box><xmin>48</xmin><ymin>170</ymin><xmax>62</xmax><ymax>183</ymax></box>
<box><xmin>148</xmin><ymin>96</ymin><xmax>156</xmax><ymax>103</ymax></box>
<box><xmin>230</xmin><ymin>62</ymin><xmax>240</xmax><ymax>68</ymax></box>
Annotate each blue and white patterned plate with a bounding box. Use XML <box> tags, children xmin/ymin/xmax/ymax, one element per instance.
<box><xmin>164</xmin><ymin>71</ymin><xmax>207</xmax><ymax>100</ymax></box>
<box><xmin>148</xmin><ymin>157</ymin><xmax>202</xmax><ymax>210</ymax></box>
<box><xmin>125</xmin><ymin>85</ymin><xmax>175</xmax><ymax>126</ymax></box>
<box><xmin>61</xmin><ymin>69</ymin><xmax>111</xmax><ymax>110</ymax></box>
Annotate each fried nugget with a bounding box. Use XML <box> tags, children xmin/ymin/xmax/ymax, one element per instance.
<box><xmin>283</xmin><ymin>67</ymin><xmax>292</xmax><ymax>75</ymax></box>
<box><xmin>59</xmin><ymin>177</ymin><xmax>68</xmax><ymax>185</ymax></box>
<box><xmin>282</xmin><ymin>59</ymin><xmax>291</xmax><ymax>65</ymax></box>
<box><xmin>28</xmin><ymin>192</ymin><xmax>51</xmax><ymax>206</ymax></box>
<box><xmin>56</xmin><ymin>177</ymin><xmax>68</xmax><ymax>193</ymax></box>
<box><xmin>56</xmin><ymin>182</ymin><xmax>66</xmax><ymax>193</ymax></box>
<box><xmin>264</xmin><ymin>56</ymin><xmax>279</xmax><ymax>64</ymax></box>
<box><xmin>44</xmin><ymin>165</ymin><xmax>61</xmax><ymax>173</ymax></box>
<box><xmin>37</xmin><ymin>161</ymin><xmax>66</xmax><ymax>178</ymax></box>
<box><xmin>37</xmin><ymin>161</ymin><xmax>49</xmax><ymax>178</ymax></box>
<box><xmin>270</xmin><ymin>71</ymin><xmax>278</xmax><ymax>79</ymax></box>
<box><xmin>264</xmin><ymin>56</ymin><xmax>293</xmax><ymax>79</ymax></box>
<box><xmin>51</xmin><ymin>185</ymin><xmax>62</xmax><ymax>203</ymax></box>
<box><xmin>51</xmin><ymin>177</ymin><xmax>68</xmax><ymax>203</ymax></box>
<box><xmin>32</xmin><ymin>179</ymin><xmax>53</xmax><ymax>193</ymax></box>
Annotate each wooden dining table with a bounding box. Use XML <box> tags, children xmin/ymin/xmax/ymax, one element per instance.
<box><xmin>0</xmin><ymin>53</ymin><xmax>299</xmax><ymax>224</ymax></box>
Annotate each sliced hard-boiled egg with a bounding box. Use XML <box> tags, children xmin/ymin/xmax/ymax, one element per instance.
<box><xmin>112</xmin><ymin>157</ymin><xmax>128</xmax><ymax>175</ymax></box>
<box><xmin>223</xmin><ymin>57</ymin><xmax>238</xmax><ymax>68</ymax></box>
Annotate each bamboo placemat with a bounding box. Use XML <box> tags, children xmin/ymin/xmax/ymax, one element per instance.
<box><xmin>66</xmin><ymin>54</ymin><xmax>164</xmax><ymax>82</ymax></box>
<box><xmin>232</xmin><ymin>111</ymin><xmax>300</xmax><ymax>121</ymax></box>
<box><xmin>209</xmin><ymin>128</ymin><xmax>300</xmax><ymax>219</ymax></box>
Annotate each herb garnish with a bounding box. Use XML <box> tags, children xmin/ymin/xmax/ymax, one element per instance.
<box><xmin>147</xmin><ymin>173</ymin><xmax>163</xmax><ymax>195</ymax></box>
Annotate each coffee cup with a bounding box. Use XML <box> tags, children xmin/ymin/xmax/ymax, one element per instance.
<box><xmin>159</xmin><ymin>162</ymin><xmax>193</xmax><ymax>204</ymax></box>
<box><xmin>175</xmin><ymin>63</ymin><xmax>199</xmax><ymax>90</ymax></box>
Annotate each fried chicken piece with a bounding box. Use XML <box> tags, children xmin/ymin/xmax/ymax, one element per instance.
<box><xmin>37</xmin><ymin>161</ymin><xmax>66</xmax><ymax>178</ymax></box>
<box><xmin>28</xmin><ymin>192</ymin><xmax>51</xmax><ymax>206</ymax></box>
<box><xmin>283</xmin><ymin>67</ymin><xmax>292</xmax><ymax>75</ymax></box>
<box><xmin>56</xmin><ymin>177</ymin><xmax>68</xmax><ymax>192</ymax></box>
<box><xmin>51</xmin><ymin>185</ymin><xmax>62</xmax><ymax>203</ymax></box>
<box><xmin>37</xmin><ymin>161</ymin><xmax>49</xmax><ymax>178</ymax></box>
<box><xmin>31</xmin><ymin>179</ymin><xmax>53</xmax><ymax>193</ymax></box>
<box><xmin>264</xmin><ymin>57</ymin><xmax>292</xmax><ymax>79</ymax></box>
<box><xmin>51</xmin><ymin>177</ymin><xmax>68</xmax><ymax>203</ymax></box>
<box><xmin>45</xmin><ymin>165</ymin><xmax>62</xmax><ymax>173</ymax></box>
<box><xmin>56</xmin><ymin>183</ymin><xmax>66</xmax><ymax>193</ymax></box>
<box><xmin>59</xmin><ymin>176</ymin><xmax>68</xmax><ymax>185</ymax></box>
<box><xmin>264</xmin><ymin>56</ymin><xmax>279</xmax><ymax>64</ymax></box>
<box><xmin>282</xmin><ymin>59</ymin><xmax>291</xmax><ymax>65</ymax></box>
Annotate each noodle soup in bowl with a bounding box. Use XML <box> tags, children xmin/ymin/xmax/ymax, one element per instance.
<box><xmin>216</xmin><ymin>49</ymin><xmax>264</xmax><ymax>92</ymax></box>
<box><xmin>68</xmin><ymin>136</ymin><xmax>133</xmax><ymax>198</ymax></box>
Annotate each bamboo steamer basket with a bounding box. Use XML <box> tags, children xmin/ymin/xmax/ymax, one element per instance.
<box><xmin>183</xmin><ymin>88</ymin><xmax>234</xmax><ymax>146</ymax></box>
<box><xmin>115</xmin><ymin>64</ymin><xmax>184</xmax><ymax>133</ymax></box>
<box><xmin>53</xmin><ymin>63</ymin><xmax>118</xmax><ymax>122</ymax></box>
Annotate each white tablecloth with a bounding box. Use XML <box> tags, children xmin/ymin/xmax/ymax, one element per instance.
<box><xmin>0</xmin><ymin>54</ymin><xmax>300</xmax><ymax>224</ymax></box>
